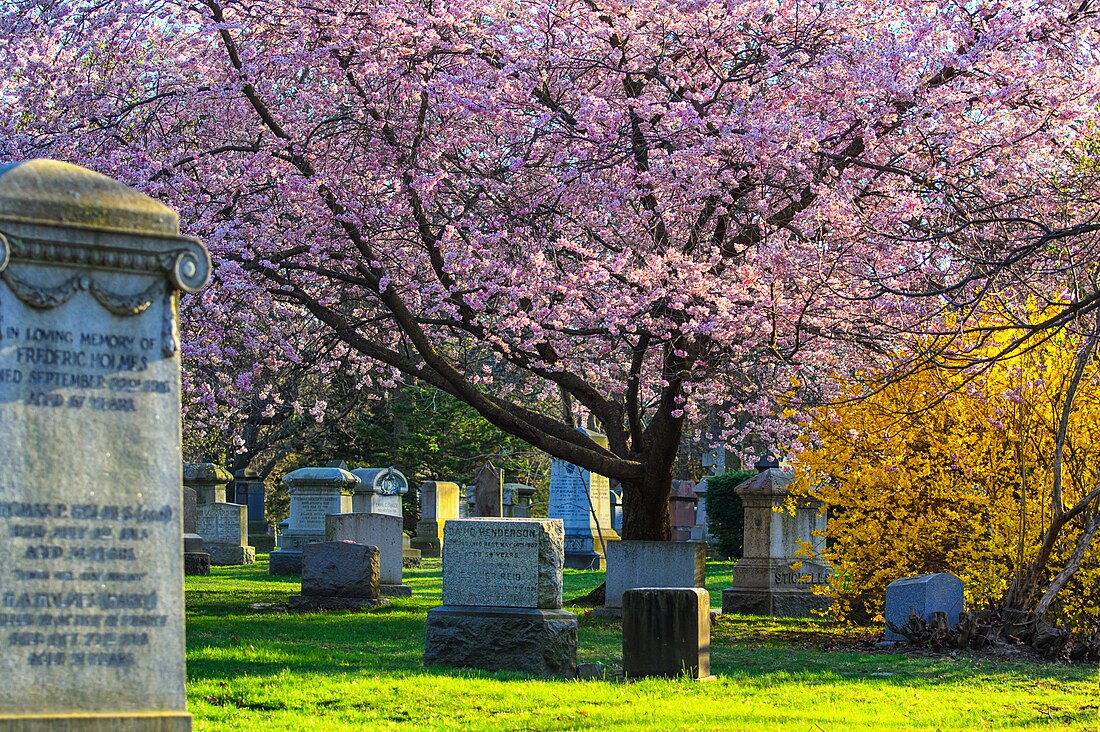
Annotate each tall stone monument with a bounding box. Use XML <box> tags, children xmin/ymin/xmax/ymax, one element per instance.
<box><xmin>721</xmin><ymin>468</ymin><xmax>832</xmax><ymax>617</ymax></box>
<box><xmin>547</xmin><ymin>429</ymin><xmax>618</xmax><ymax>569</ymax></box>
<box><xmin>269</xmin><ymin>467</ymin><xmax>356</xmax><ymax>574</ymax></box>
<box><xmin>0</xmin><ymin>160</ymin><xmax>210</xmax><ymax>730</ymax></box>
<box><xmin>411</xmin><ymin>481</ymin><xmax>460</xmax><ymax>558</ymax></box>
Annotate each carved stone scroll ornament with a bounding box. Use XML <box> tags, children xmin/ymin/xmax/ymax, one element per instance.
<box><xmin>0</xmin><ymin>226</ymin><xmax>208</xmax><ymax>357</ymax></box>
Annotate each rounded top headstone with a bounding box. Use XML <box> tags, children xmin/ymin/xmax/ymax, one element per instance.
<box><xmin>183</xmin><ymin>463</ymin><xmax>234</xmax><ymax>485</ymax></box>
<box><xmin>283</xmin><ymin>467</ymin><xmax>360</xmax><ymax>490</ymax></box>
<box><xmin>0</xmin><ymin>159</ymin><xmax>179</xmax><ymax>235</ymax></box>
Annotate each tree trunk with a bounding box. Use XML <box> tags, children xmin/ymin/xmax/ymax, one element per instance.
<box><xmin>620</xmin><ymin>467</ymin><xmax>674</xmax><ymax>540</ymax></box>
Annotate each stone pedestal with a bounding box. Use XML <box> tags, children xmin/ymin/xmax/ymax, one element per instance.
<box><xmin>602</xmin><ymin>540</ymin><xmax>706</xmax><ymax>615</ymax></box>
<box><xmin>269</xmin><ymin>466</ymin><xmax>356</xmax><ymax>575</ymax></box>
<box><xmin>503</xmin><ymin>482</ymin><xmax>536</xmax><ymax>518</ymax></box>
<box><xmin>547</xmin><ymin>430</ymin><xmax>619</xmax><ymax>569</ymax></box>
<box><xmin>350</xmin><ymin>467</ymin><xmax>408</xmax><ymax>517</ymax></box>
<box><xmin>326</xmin><ymin>513</ymin><xmax>411</xmax><ymax>597</ymax></box>
<box><xmin>424</xmin><ymin>607</ymin><xmax>578</xmax><ymax>676</ymax></box>
<box><xmin>721</xmin><ymin>469</ymin><xmax>832</xmax><ymax>617</ymax></box>
<box><xmin>623</xmin><ymin>588</ymin><xmax>712</xmax><ymax>680</ymax></box>
<box><xmin>0</xmin><ymin>159</ymin><xmax>210</xmax><ymax>731</ymax></box>
<box><xmin>288</xmin><ymin>541</ymin><xmax>388</xmax><ymax>611</ymax></box>
<box><xmin>423</xmin><ymin>518</ymin><xmax>576</xmax><ymax>676</ymax></box>
<box><xmin>411</xmin><ymin>481</ymin><xmax>460</xmax><ymax>557</ymax></box>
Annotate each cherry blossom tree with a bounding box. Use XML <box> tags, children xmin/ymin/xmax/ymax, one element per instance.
<box><xmin>2</xmin><ymin>0</ymin><xmax>1098</xmax><ymax>539</ymax></box>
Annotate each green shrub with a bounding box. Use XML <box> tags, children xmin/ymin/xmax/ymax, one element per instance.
<box><xmin>705</xmin><ymin>469</ymin><xmax>756</xmax><ymax>559</ymax></box>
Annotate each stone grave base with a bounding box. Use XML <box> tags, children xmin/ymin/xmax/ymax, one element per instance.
<box><xmin>184</xmin><ymin>552</ymin><xmax>211</xmax><ymax>576</ymax></box>
<box><xmin>402</xmin><ymin>548</ymin><xmax>422</xmax><ymax>568</ymax></box>
<box><xmin>381</xmin><ymin>584</ymin><xmax>413</xmax><ymax>598</ymax></box>
<box><xmin>563</xmin><ymin>551</ymin><xmax>604</xmax><ymax>570</ymax></box>
<box><xmin>0</xmin><ymin>712</ymin><xmax>193</xmax><ymax>731</ymax></box>
<box><xmin>722</xmin><ymin>587</ymin><xmax>832</xmax><ymax>618</ymax></box>
<box><xmin>268</xmin><ymin>549</ymin><xmax>304</xmax><ymax>575</ymax></box>
<box><xmin>287</xmin><ymin>595</ymin><xmax>389</xmax><ymax>611</ymax></box>
<box><xmin>250</xmin><ymin>534</ymin><xmax>277</xmax><ymax>553</ymax></box>
<box><xmin>207</xmin><ymin>544</ymin><xmax>256</xmax><ymax>566</ymax></box>
<box><xmin>409</xmin><ymin>526</ymin><xmax>441</xmax><ymax>558</ymax></box>
<box><xmin>424</xmin><ymin>606</ymin><xmax>578</xmax><ymax>676</ymax></box>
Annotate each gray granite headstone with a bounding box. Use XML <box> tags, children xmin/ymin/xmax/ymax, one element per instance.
<box><xmin>441</xmin><ymin>518</ymin><xmax>564</xmax><ymax>609</ymax></box>
<box><xmin>269</xmin><ymin>466</ymin><xmax>356</xmax><ymax>574</ymax></box>
<box><xmin>885</xmin><ymin>573</ymin><xmax>965</xmax><ymax>641</ymax></box>
<box><xmin>623</xmin><ymin>588</ymin><xmax>712</xmax><ymax>680</ymax></box>
<box><xmin>195</xmin><ymin>502</ymin><xmax>254</xmax><ymax>566</ymax></box>
<box><xmin>721</xmin><ymin>468</ymin><xmax>833</xmax><ymax>617</ymax></box>
<box><xmin>288</xmin><ymin>541</ymin><xmax>386</xmax><ymax>611</ymax></box>
<box><xmin>350</xmin><ymin>467</ymin><xmax>407</xmax><ymax>517</ymax></box>
<box><xmin>425</xmin><ymin>518</ymin><xmax>577</xmax><ymax>676</ymax></box>
<box><xmin>0</xmin><ymin>159</ymin><xmax>210</xmax><ymax>730</ymax></box>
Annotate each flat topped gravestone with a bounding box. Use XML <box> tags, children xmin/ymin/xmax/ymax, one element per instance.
<box><xmin>425</xmin><ymin>518</ymin><xmax>578</xmax><ymax>676</ymax></box>
<box><xmin>0</xmin><ymin>160</ymin><xmax>210</xmax><ymax>731</ymax></box>
<box><xmin>441</xmin><ymin>518</ymin><xmax>563</xmax><ymax>609</ymax></box>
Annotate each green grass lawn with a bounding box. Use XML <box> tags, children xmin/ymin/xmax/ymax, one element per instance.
<box><xmin>185</xmin><ymin>556</ymin><xmax>1099</xmax><ymax>731</ymax></box>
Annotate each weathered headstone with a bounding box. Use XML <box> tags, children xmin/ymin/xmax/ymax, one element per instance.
<box><xmin>547</xmin><ymin>429</ymin><xmax>619</xmax><ymax>569</ymax></box>
<box><xmin>603</xmin><ymin>540</ymin><xmax>707</xmax><ymax>613</ymax></box>
<box><xmin>350</xmin><ymin>467</ymin><xmax>408</xmax><ymax>517</ymax></box>
<box><xmin>326</xmin><ymin>512</ymin><xmax>410</xmax><ymax>597</ymax></box>
<box><xmin>502</xmin><ymin>482</ymin><xmax>536</xmax><ymax>518</ymax></box>
<box><xmin>195</xmin><ymin>503</ymin><xmax>253</xmax><ymax>566</ymax></box>
<box><xmin>231</xmin><ymin>468</ymin><xmax>266</xmax><ymax>523</ymax></box>
<box><xmin>623</xmin><ymin>588</ymin><xmax>712</xmax><ymax>680</ymax></box>
<box><xmin>424</xmin><ymin>518</ymin><xmax>577</xmax><ymax>676</ymax></box>
<box><xmin>885</xmin><ymin>573</ymin><xmax>965</xmax><ymax>642</ymax></box>
<box><xmin>231</xmin><ymin>468</ymin><xmax>272</xmax><ymax>551</ymax></box>
<box><xmin>669</xmin><ymin>479</ymin><xmax>698</xmax><ymax>541</ymax></box>
<box><xmin>269</xmin><ymin>467</ymin><xmax>356</xmax><ymax>574</ymax></box>
<box><xmin>473</xmin><ymin>462</ymin><xmax>503</xmax><ymax>517</ymax></box>
<box><xmin>689</xmin><ymin>479</ymin><xmax>710</xmax><ymax>544</ymax></box>
<box><xmin>410</xmin><ymin>481</ymin><xmax>460</xmax><ymax>557</ymax></box>
<box><xmin>0</xmin><ymin>159</ymin><xmax>210</xmax><ymax>730</ymax></box>
<box><xmin>182</xmin><ymin>486</ymin><xmax>209</xmax><ymax>576</ymax></box>
<box><xmin>185</xmin><ymin>462</ymin><xmax>254</xmax><ymax>566</ymax></box>
<box><xmin>287</xmin><ymin>541</ymin><xmax>387</xmax><ymax>611</ymax></box>
<box><xmin>721</xmin><ymin>468</ymin><xmax>832</xmax><ymax>617</ymax></box>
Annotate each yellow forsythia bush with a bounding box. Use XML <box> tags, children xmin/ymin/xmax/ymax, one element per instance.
<box><xmin>792</xmin><ymin>328</ymin><xmax>1100</xmax><ymax>631</ymax></box>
